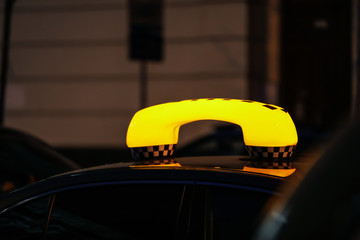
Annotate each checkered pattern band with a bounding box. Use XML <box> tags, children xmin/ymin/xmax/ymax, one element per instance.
<box><xmin>133</xmin><ymin>159</ymin><xmax>178</xmax><ymax>166</ymax></box>
<box><xmin>245</xmin><ymin>161</ymin><xmax>294</xmax><ymax>169</ymax></box>
<box><xmin>130</xmin><ymin>144</ymin><xmax>176</xmax><ymax>160</ymax></box>
<box><xmin>246</xmin><ymin>145</ymin><xmax>296</xmax><ymax>159</ymax></box>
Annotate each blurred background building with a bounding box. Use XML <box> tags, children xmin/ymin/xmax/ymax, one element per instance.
<box><xmin>0</xmin><ymin>0</ymin><xmax>355</xmax><ymax>163</ymax></box>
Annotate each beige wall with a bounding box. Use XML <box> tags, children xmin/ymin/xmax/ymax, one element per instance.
<box><xmin>3</xmin><ymin>0</ymin><xmax>248</xmax><ymax>147</ymax></box>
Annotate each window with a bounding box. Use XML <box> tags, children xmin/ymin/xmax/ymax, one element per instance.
<box><xmin>0</xmin><ymin>196</ymin><xmax>51</xmax><ymax>240</ymax></box>
<box><xmin>205</xmin><ymin>185</ymin><xmax>272</xmax><ymax>240</ymax></box>
<box><xmin>47</xmin><ymin>184</ymin><xmax>186</xmax><ymax>240</ymax></box>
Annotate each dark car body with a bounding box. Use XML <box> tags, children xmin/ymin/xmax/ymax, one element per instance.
<box><xmin>0</xmin><ymin>156</ymin><xmax>292</xmax><ymax>240</ymax></box>
<box><xmin>0</xmin><ymin>127</ymin><xmax>80</xmax><ymax>193</ymax></box>
<box><xmin>0</xmin><ymin>98</ymin><xmax>299</xmax><ymax>240</ymax></box>
<box><xmin>254</xmin><ymin>118</ymin><xmax>360</xmax><ymax>240</ymax></box>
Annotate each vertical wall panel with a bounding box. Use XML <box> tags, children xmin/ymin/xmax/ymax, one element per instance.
<box><xmin>3</xmin><ymin>0</ymin><xmax>249</xmax><ymax>147</ymax></box>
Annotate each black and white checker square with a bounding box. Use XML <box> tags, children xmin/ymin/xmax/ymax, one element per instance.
<box><xmin>246</xmin><ymin>145</ymin><xmax>296</xmax><ymax>159</ymax></box>
<box><xmin>130</xmin><ymin>144</ymin><xmax>176</xmax><ymax>160</ymax></box>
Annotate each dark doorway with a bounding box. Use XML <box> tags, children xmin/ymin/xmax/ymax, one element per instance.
<box><xmin>280</xmin><ymin>0</ymin><xmax>351</xmax><ymax>129</ymax></box>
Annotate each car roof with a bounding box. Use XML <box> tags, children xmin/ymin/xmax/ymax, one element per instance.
<box><xmin>0</xmin><ymin>155</ymin><xmax>293</xmax><ymax>212</ymax></box>
<box><xmin>61</xmin><ymin>155</ymin><xmax>292</xmax><ymax>180</ymax></box>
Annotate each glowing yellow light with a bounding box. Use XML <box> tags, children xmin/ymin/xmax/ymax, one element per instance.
<box><xmin>243</xmin><ymin>166</ymin><xmax>296</xmax><ymax>177</ymax></box>
<box><xmin>126</xmin><ymin>98</ymin><xmax>298</xmax><ymax>148</ymax></box>
<box><xmin>130</xmin><ymin>163</ymin><xmax>182</xmax><ymax>168</ymax></box>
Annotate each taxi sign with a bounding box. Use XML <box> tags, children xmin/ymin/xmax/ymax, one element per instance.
<box><xmin>126</xmin><ymin>98</ymin><xmax>298</xmax><ymax>161</ymax></box>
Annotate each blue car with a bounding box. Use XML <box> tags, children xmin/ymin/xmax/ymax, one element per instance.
<box><xmin>0</xmin><ymin>156</ymin><xmax>290</xmax><ymax>240</ymax></box>
<box><xmin>0</xmin><ymin>99</ymin><xmax>299</xmax><ymax>240</ymax></box>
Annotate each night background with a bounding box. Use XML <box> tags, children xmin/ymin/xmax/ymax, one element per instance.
<box><xmin>0</xmin><ymin>0</ymin><xmax>355</xmax><ymax>167</ymax></box>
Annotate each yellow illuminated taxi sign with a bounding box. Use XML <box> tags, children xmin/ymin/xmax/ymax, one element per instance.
<box><xmin>126</xmin><ymin>98</ymin><xmax>298</xmax><ymax>177</ymax></box>
<box><xmin>127</xmin><ymin>98</ymin><xmax>297</xmax><ymax>146</ymax></box>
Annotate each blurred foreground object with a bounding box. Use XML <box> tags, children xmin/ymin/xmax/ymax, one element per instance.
<box><xmin>255</xmin><ymin>117</ymin><xmax>360</xmax><ymax>240</ymax></box>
